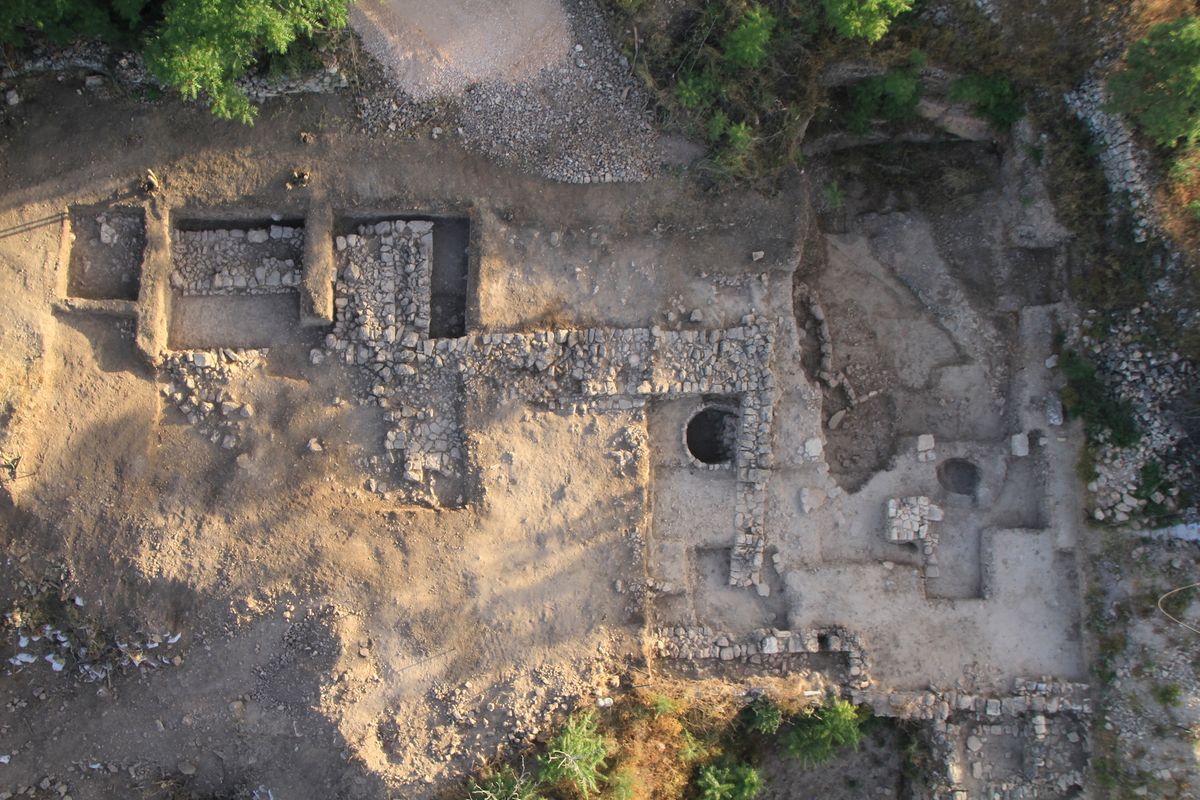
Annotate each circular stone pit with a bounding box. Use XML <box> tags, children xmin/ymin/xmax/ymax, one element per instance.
<box><xmin>685</xmin><ymin>405</ymin><xmax>739</xmax><ymax>466</ymax></box>
<box><xmin>937</xmin><ymin>457</ymin><xmax>981</xmax><ymax>495</ymax></box>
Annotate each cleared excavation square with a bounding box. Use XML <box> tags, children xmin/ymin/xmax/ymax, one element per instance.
<box><xmin>67</xmin><ymin>205</ymin><xmax>145</xmax><ymax>300</ymax></box>
<box><xmin>165</xmin><ymin>215</ymin><xmax>308</xmax><ymax>349</ymax></box>
<box><xmin>333</xmin><ymin>213</ymin><xmax>471</xmax><ymax>338</ymax></box>
<box><xmin>168</xmin><ymin>293</ymin><xmax>301</xmax><ymax>350</ymax></box>
<box><xmin>429</xmin><ymin>216</ymin><xmax>471</xmax><ymax>338</ymax></box>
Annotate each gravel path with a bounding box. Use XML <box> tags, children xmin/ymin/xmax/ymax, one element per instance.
<box><xmin>354</xmin><ymin>0</ymin><xmax>661</xmax><ymax>184</ymax></box>
<box><xmin>350</xmin><ymin>0</ymin><xmax>572</xmax><ymax>100</ymax></box>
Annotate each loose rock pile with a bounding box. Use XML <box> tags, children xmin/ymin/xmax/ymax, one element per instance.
<box><xmin>93</xmin><ymin>211</ymin><xmax>140</xmax><ymax>249</ymax></box>
<box><xmin>1072</xmin><ymin>307</ymin><xmax>1196</xmax><ymax>524</ymax></box>
<box><xmin>171</xmin><ymin>225</ymin><xmax>303</xmax><ymax>295</ymax></box>
<box><xmin>321</xmin><ymin>220</ymin><xmax>460</xmax><ymax>504</ymax></box>
<box><xmin>330</xmin><ymin>219</ymin><xmax>434</xmax><ymax>352</ymax></box>
<box><xmin>159</xmin><ymin>349</ymin><xmax>262</xmax><ymax>452</ymax></box>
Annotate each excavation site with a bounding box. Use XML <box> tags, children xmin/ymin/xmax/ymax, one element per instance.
<box><xmin>1</xmin><ymin>1</ymin><xmax>1198</xmax><ymax>799</ymax></box>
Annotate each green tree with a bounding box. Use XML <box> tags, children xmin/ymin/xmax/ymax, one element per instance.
<box><xmin>538</xmin><ymin>711</ymin><xmax>610</xmax><ymax>799</ymax></box>
<box><xmin>0</xmin><ymin>0</ymin><xmax>349</xmax><ymax>123</ymax></box>
<box><xmin>694</xmin><ymin>764</ymin><xmax>762</xmax><ymax>800</ymax></box>
<box><xmin>720</xmin><ymin>4</ymin><xmax>775</xmax><ymax>69</ymax></box>
<box><xmin>145</xmin><ymin>0</ymin><xmax>348</xmax><ymax>123</ymax></box>
<box><xmin>1108</xmin><ymin>15</ymin><xmax>1200</xmax><ymax>148</ymax></box>
<box><xmin>783</xmin><ymin>698</ymin><xmax>865</xmax><ymax>768</ymax></box>
<box><xmin>822</xmin><ymin>0</ymin><xmax>913</xmax><ymax>43</ymax></box>
<box><xmin>0</xmin><ymin>0</ymin><xmax>150</xmax><ymax>46</ymax></box>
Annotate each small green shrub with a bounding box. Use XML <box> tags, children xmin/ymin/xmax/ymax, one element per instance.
<box><xmin>679</xmin><ymin>730</ymin><xmax>708</xmax><ymax>763</ymax></box>
<box><xmin>1151</xmin><ymin>682</ymin><xmax>1183</xmax><ymax>707</ymax></box>
<box><xmin>677</xmin><ymin>70</ymin><xmax>721</xmax><ymax>110</ymax></box>
<box><xmin>783</xmin><ymin>698</ymin><xmax>865</xmax><ymax>768</ymax></box>
<box><xmin>467</xmin><ymin>765</ymin><xmax>544</xmax><ymax>800</ymax></box>
<box><xmin>605</xmin><ymin>768</ymin><xmax>638</xmax><ymax>800</ymax></box>
<box><xmin>1108</xmin><ymin>15</ymin><xmax>1200</xmax><ymax>148</ymax></box>
<box><xmin>707</xmin><ymin>110</ymin><xmax>731</xmax><ymax>142</ymax></box>
<box><xmin>1097</xmin><ymin>630</ymin><xmax>1128</xmax><ymax>663</ymax></box>
<box><xmin>897</xmin><ymin>723</ymin><xmax>931</xmax><ymax>784</ymax></box>
<box><xmin>709</xmin><ymin>119</ymin><xmax>757</xmax><ymax>177</ymax></box>
<box><xmin>1076</xmin><ymin>444</ymin><xmax>1099</xmax><ymax>483</ymax></box>
<box><xmin>1133</xmin><ymin>461</ymin><xmax>1174</xmax><ymax>517</ymax></box>
<box><xmin>744</xmin><ymin>695</ymin><xmax>783</xmax><ymax>735</ymax></box>
<box><xmin>846</xmin><ymin>69</ymin><xmax>921</xmax><ymax>133</ymax></box>
<box><xmin>1093</xmin><ymin>755</ymin><xmax>1122</xmax><ymax>788</ymax></box>
<box><xmin>823</xmin><ymin>180</ymin><xmax>845</xmax><ymax>211</ymax></box>
<box><xmin>539</xmin><ymin>711</ymin><xmax>609</xmax><ymax>799</ymax></box>
<box><xmin>821</xmin><ymin>0</ymin><xmax>913</xmax><ymax>43</ymax></box>
<box><xmin>948</xmin><ymin>74</ymin><xmax>1022</xmax><ymax>129</ymax></box>
<box><xmin>694</xmin><ymin>764</ymin><xmax>762</xmax><ymax>800</ymax></box>
<box><xmin>650</xmin><ymin>693</ymin><xmax>682</xmax><ymax>718</ymax></box>
<box><xmin>720</xmin><ymin>4</ymin><xmax>776</xmax><ymax>69</ymax></box>
<box><xmin>725</xmin><ymin>121</ymin><xmax>754</xmax><ymax>155</ymax></box>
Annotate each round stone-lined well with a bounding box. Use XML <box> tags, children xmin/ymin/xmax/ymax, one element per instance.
<box><xmin>685</xmin><ymin>404</ymin><xmax>739</xmax><ymax>467</ymax></box>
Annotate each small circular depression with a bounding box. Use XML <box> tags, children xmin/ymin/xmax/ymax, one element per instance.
<box><xmin>686</xmin><ymin>406</ymin><xmax>739</xmax><ymax>465</ymax></box>
<box><xmin>937</xmin><ymin>458</ymin><xmax>981</xmax><ymax>495</ymax></box>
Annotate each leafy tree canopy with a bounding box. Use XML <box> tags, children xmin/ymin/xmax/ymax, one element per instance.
<box><xmin>0</xmin><ymin>0</ymin><xmax>149</xmax><ymax>47</ymax></box>
<box><xmin>0</xmin><ymin>0</ymin><xmax>349</xmax><ymax>123</ymax></box>
<box><xmin>822</xmin><ymin>0</ymin><xmax>913</xmax><ymax>43</ymax></box>
<box><xmin>1108</xmin><ymin>15</ymin><xmax>1200</xmax><ymax>148</ymax></box>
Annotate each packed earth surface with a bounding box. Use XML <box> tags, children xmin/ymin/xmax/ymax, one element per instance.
<box><xmin>0</xmin><ymin>1</ymin><xmax>1198</xmax><ymax>799</ymax></box>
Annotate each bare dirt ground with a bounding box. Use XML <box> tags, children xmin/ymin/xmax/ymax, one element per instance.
<box><xmin>758</xmin><ymin>719</ymin><xmax>912</xmax><ymax>800</ymax></box>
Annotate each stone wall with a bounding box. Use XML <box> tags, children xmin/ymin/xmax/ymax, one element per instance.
<box><xmin>170</xmin><ymin>225</ymin><xmax>304</xmax><ymax>295</ymax></box>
